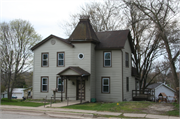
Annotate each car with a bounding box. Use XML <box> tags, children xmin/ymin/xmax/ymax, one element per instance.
<box><xmin>12</xmin><ymin>96</ymin><xmax>17</xmax><ymax>99</ymax></box>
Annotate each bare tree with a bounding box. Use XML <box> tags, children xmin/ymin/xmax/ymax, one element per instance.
<box><xmin>126</xmin><ymin>0</ymin><xmax>180</xmax><ymax>101</ymax></box>
<box><xmin>60</xmin><ymin>0</ymin><xmax>125</xmax><ymax>36</ymax></box>
<box><xmin>122</xmin><ymin>2</ymin><xmax>162</xmax><ymax>90</ymax></box>
<box><xmin>0</xmin><ymin>19</ymin><xmax>41</xmax><ymax>99</ymax></box>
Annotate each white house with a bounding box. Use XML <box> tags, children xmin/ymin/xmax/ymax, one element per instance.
<box><xmin>1</xmin><ymin>88</ymin><xmax>25</xmax><ymax>99</ymax></box>
<box><xmin>31</xmin><ymin>15</ymin><xmax>138</xmax><ymax>102</ymax></box>
<box><xmin>147</xmin><ymin>82</ymin><xmax>176</xmax><ymax>102</ymax></box>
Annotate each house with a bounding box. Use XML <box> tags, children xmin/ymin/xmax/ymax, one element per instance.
<box><xmin>1</xmin><ymin>88</ymin><xmax>25</xmax><ymax>99</ymax></box>
<box><xmin>147</xmin><ymin>82</ymin><xmax>176</xmax><ymax>102</ymax></box>
<box><xmin>31</xmin><ymin>15</ymin><xmax>137</xmax><ymax>102</ymax></box>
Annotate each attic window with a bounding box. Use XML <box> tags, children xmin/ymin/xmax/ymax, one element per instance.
<box><xmin>78</xmin><ymin>53</ymin><xmax>84</xmax><ymax>59</ymax></box>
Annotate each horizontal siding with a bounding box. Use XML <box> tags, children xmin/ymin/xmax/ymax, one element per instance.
<box><xmin>122</xmin><ymin>39</ymin><xmax>135</xmax><ymax>101</ymax></box>
<box><xmin>33</xmin><ymin>38</ymin><xmax>91</xmax><ymax>100</ymax></box>
<box><xmin>95</xmin><ymin>50</ymin><xmax>123</xmax><ymax>102</ymax></box>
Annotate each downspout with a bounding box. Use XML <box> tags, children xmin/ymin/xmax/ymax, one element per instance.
<box><xmin>120</xmin><ymin>49</ymin><xmax>124</xmax><ymax>101</ymax></box>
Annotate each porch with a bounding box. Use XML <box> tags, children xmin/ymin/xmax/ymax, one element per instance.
<box><xmin>56</xmin><ymin>66</ymin><xmax>90</xmax><ymax>103</ymax></box>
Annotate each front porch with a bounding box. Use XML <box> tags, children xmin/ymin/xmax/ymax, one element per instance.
<box><xmin>56</xmin><ymin>66</ymin><xmax>91</xmax><ymax>103</ymax></box>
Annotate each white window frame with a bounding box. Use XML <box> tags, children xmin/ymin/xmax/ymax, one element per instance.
<box><xmin>42</xmin><ymin>53</ymin><xmax>48</xmax><ymax>67</ymax></box>
<box><xmin>42</xmin><ymin>77</ymin><xmax>48</xmax><ymax>92</ymax></box>
<box><xmin>104</xmin><ymin>52</ymin><xmax>111</xmax><ymax>67</ymax></box>
<box><xmin>57</xmin><ymin>77</ymin><xmax>64</xmax><ymax>92</ymax></box>
<box><xmin>57</xmin><ymin>52</ymin><xmax>64</xmax><ymax>66</ymax></box>
<box><xmin>102</xmin><ymin>78</ymin><xmax>110</xmax><ymax>93</ymax></box>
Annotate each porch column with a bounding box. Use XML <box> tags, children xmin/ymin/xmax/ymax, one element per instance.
<box><xmin>66</xmin><ymin>78</ymin><xmax>67</xmax><ymax>99</ymax></box>
<box><xmin>61</xmin><ymin>76</ymin><xmax>64</xmax><ymax>102</ymax></box>
<box><xmin>80</xmin><ymin>76</ymin><xmax>82</xmax><ymax>104</ymax></box>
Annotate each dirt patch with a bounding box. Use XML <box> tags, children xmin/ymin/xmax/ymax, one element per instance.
<box><xmin>142</xmin><ymin>103</ymin><xmax>174</xmax><ymax>115</ymax></box>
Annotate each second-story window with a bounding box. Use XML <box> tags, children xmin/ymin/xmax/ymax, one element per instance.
<box><xmin>57</xmin><ymin>52</ymin><xmax>64</xmax><ymax>67</ymax></box>
<box><xmin>104</xmin><ymin>52</ymin><xmax>111</xmax><ymax>67</ymax></box>
<box><xmin>42</xmin><ymin>53</ymin><xmax>49</xmax><ymax>67</ymax></box>
<box><xmin>125</xmin><ymin>52</ymin><xmax>129</xmax><ymax>67</ymax></box>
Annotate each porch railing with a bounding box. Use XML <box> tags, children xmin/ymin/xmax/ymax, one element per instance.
<box><xmin>50</xmin><ymin>96</ymin><xmax>77</xmax><ymax>107</ymax></box>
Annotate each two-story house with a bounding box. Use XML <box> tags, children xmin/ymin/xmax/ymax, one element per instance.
<box><xmin>31</xmin><ymin>16</ymin><xmax>137</xmax><ymax>102</ymax></box>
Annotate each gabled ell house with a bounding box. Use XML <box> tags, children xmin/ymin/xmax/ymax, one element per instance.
<box><xmin>31</xmin><ymin>16</ymin><xmax>137</xmax><ymax>102</ymax></box>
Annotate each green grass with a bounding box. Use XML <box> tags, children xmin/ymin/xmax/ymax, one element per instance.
<box><xmin>1</xmin><ymin>98</ymin><xmax>47</xmax><ymax>107</ymax></box>
<box><xmin>167</xmin><ymin>103</ymin><xmax>179</xmax><ymax>116</ymax></box>
<box><xmin>62</xmin><ymin>101</ymin><xmax>153</xmax><ymax>113</ymax></box>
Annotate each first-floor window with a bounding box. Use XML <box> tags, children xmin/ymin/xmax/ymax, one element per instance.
<box><xmin>126</xmin><ymin>77</ymin><xmax>129</xmax><ymax>92</ymax></box>
<box><xmin>57</xmin><ymin>77</ymin><xmax>64</xmax><ymax>92</ymax></box>
<box><xmin>41</xmin><ymin>77</ymin><xmax>48</xmax><ymax>92</ymax></box>
<box><xmin>102</xmin><ymin>77</ymin><xmax>110</xmax><ymax>93</ymax></box>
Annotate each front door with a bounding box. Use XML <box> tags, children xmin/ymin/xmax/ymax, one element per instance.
<box><xmin>76</xmin><ymin>80</ymin><xmax>85</xmax><ymax>100</ymax></box>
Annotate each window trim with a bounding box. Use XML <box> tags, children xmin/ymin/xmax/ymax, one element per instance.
<box><xmin>57</xmin><ymin>52</ymin><xmax>65</xmax><ymax>67</ymax></box>
<box><xmin>41</xmin><ymin>52</ymin><xmax>49</xmax><ymax>67</ymax></box>
<box><xmin>101</xmin><ymin>77</ymin><xmax>110</xmax><ymax>94</ymax></box>
<box><xmin>103</xmin><ymin>51</ymin><xmax>112</xmax><ymax>67</ymax></box>
<box><xmin>56</xmin><ymin>77</ymin><xmax>65</xmax><ymax>93</ymax></box>
<box><xmin>126</xmin><ymin>77</ymin><xmax>129</xmax><ymax>92</ymax></box>
<box><xmin>41</xmin><ymin>76</ymin><xmax>49</xmax><ymax>92</ymax></box>
<box><xmin>125</xmin><ymin>52</ymin><xmax>129</xmax><ymax>67</ymax></box>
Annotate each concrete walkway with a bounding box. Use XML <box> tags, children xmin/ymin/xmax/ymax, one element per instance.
<box><xmin>0</xmin><ymin>105</ymin><xmax>179</xmax><ymax>119</ymax></box>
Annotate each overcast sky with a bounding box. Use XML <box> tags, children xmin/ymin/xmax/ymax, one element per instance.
<box><xmin>0</xmin><ymin>0</ymin><xmax>103</xmax><ymax>39</ymax></box>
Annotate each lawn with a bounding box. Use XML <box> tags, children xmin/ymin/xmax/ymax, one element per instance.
<box><xmin>62</xmin><ymin>101</ymin><xmax>153</xmax><ymax>113</ymax></box>
<box><xmin>167</xmin><ymin>103</ymin><xmax>179</xmax><ymax>116</ymax></box>
<box><xmin>1</xmin><ymin>98</ymin><xmax>47</xmax><ymax>107</ymax></box>
<box><xmin>62</xmin><ymin>101</ymin><xmax>179</xmax><ymax>116</ymax></box>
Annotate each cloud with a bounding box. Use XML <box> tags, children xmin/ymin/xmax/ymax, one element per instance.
<box><xmin>1</xmin><ymin>0</ymin><xmax>103</xmax><ymax>39</ymax></box>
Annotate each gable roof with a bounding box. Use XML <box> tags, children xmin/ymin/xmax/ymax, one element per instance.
<box><xmin>68</xmin><ymin>16</ymin><xmax>99</xmax><ymax>43</ymax></box>
<box><xmin>147</xmin><ymin>83</ymin><xmax>176</xmax><ymax>92</ymax></box>
<box><xmin>147</xmin><ymin>83</ymin><xmax>162</xmax><ymax>89</ymax></box>
<box><xmin>95</xmin><ymin>30</ymin><xmax>134</xmax><ymax>52</ymax></box>
<box><xmin>57</xmin><ymin>66</ymin><xmax>90</xmax><ymax>76</ymax></box>
<box><xmin>31</xmin><ymin>34</ymin><xmax>74</xmax><ymax>51</ymax></box>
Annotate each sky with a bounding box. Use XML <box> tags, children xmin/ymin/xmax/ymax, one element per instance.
<box><xmin>0</xmin><ymin>0</ymin><xmax>103</xmax><ymax>39</ymax></box>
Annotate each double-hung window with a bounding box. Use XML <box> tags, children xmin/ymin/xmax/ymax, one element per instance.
<box><xmin>57</xmin><ymin>77</ymin><xmax>64</xmax><ymax>92</ymax></box>
<box><xmin>102</xmin><ymin>77</ymin><xmax>110</xmax><ymax>93</ymax></box>
<box><xmin>57</xmin><ymin>52</ymin><xmax>64</xmax><ymax>66</ymax></box>
<box><xmin>41</xmin><ymin>77</ymin><xmax>48</xmax><ymax>92</ymax></box>
<box><xmin>104</xmin><ymin>52</ymin><xmax>111</xmax><ymax>67</ymax></box>
<box><xmin>42</xmin><ymin>53</ymin><xmax>49</xmax><ymax>67</ymax></box>
<box><xmin>125</xmin><ymin>52</ymin><xmax>129</xmax><ymax>67</ymax></box>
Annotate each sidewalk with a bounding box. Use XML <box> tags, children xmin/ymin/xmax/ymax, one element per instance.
<box><xmin>0</xmin><ymin>105</ymin><xmax>179</xmax><ymax>119</ymax></box>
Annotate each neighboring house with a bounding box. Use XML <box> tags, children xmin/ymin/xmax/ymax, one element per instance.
<box><xmin>1</xmin><ymin>91</ymin><xmax>8</xmax><ymax>99</ymax></box>
<box><xmin>147</xmin><ymin>82</ymin><xmax>176</xmax><ymax>102</ymax></box>
<box><xmin>23</xmin><ymin>86</ymin><xmax>33</xmax><ymax>99</ymax></box>
<box><xmin>1</xmin><ymin>88</ymin><xmax>25</xmax><ymax>99</ymax></box>
<box><xmin>31</xmin><ymin>16</ymin><xmax>137</xmax><ymax>102</ymax></box>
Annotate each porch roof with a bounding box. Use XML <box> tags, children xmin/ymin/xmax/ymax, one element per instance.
<box><xmin>57</xmin><ymin>66</ymin><xmax>90</xmax><ymax>76</ymax></box>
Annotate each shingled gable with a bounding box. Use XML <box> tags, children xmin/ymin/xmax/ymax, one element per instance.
<box><xmin>31</xmin><ymin>34</ymin><xmax>74</xmax><ymax>51</ymax></box>
<box><xmin>68</xmin><ymin>15</ymin><xmax>99</xmax><ymax>43</ymax></box>
<box><xmin>95</xmin><ymin>30</ymin><xmax>134</xmax><ymax>53</ymax></box>
<box><xmin>57</xmin><ymin>66</ymin><xmax>90</xmax><ymax>76</ymax></box>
